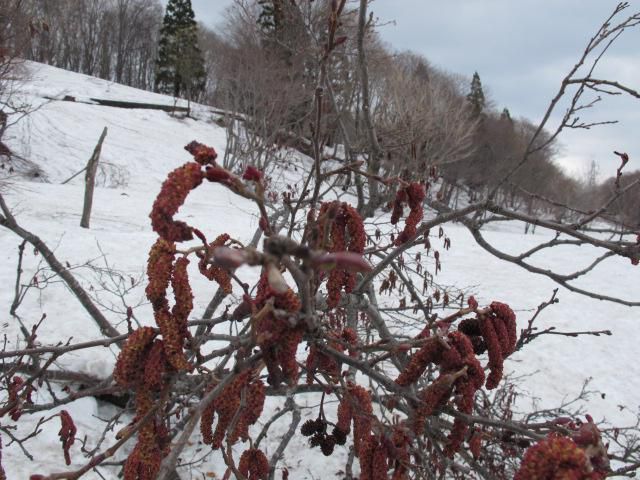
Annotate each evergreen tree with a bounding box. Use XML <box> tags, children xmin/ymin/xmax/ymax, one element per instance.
<box><xmin>466</xmin><ymin>71</ymin><xmax>485</xmax><ymax>117</ymax></box>
<box><xmin>155</xmin><ymin>0</ymin><xmax>205</xmax><ymax>100</ymax></box>
<box><xmin>501</xmin><ymin>107</ymin><xmax>512</xmax><ymax>123</ymax></box>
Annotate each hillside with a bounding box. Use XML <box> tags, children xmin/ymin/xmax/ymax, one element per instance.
<box><xmin>1</xmin><ymin>62</ymin><xmax>639</xmax><ymax>479</ymax></box>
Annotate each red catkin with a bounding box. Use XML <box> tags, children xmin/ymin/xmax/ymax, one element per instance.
<box><xmin>171</xmin><ymin>257</ymin><xmax>193</xmax><ymax>339</ymax></box>
<box><xmin>184</xmin><ymin>141</ymin><xmax>217</xmax><ymax>165</ymax></box>
<box><xmin>479</xmin><ymin>314</ymin><xmax>504</xmax><ymax>389</ymax></box>
<box><xmin>145</xmin><ymin>238</ymin><xmax>175</xmax><ymax>309</ymax></box>
<box><xmin>198</xmin><ymin>233</ymin><xmax>233</xmax><ymax>294</ymax></box>
<box><xmin>318</xmin><ymin>201</ymin><xmax>366</xmax><ymax>308</ymax></box>
<box><xmin>200</xmin><ymin>370</ymin><xmax>265</xmax><ymax>449</ymax></box>
<box><xmin>395</xmin><ymin>339</ymin><xmax>443</xmax><ymax>386</ymax></box>
<box><xmin>238</xmin><ymin>448</ymin><xmax>269</xmax><ymax>479</ymax></box>
<box><xmin>392</xmin><ymin>182</ymin><xmax>426</xmax><ymax>245</ymax></box>
<box><xmin>114</xmin><ymin>327</ymin><xmax>157</xmax><ymax>388</ymax></box>
<box><xmin>150</xmin><ymin>162</ymin><xmax>203</xmax><ymax>242</ymax></box>
<box><xmin>58</xmin><ymin>410</ymin><xmax>76</xmax><ymax>466</ymax></box>
<box><xmin>412</xmin><ymin>371</ymin><xmax>460</xmax><ymax>435</ymax></box>
<box><xmin>515</xmin><ymin>434</ymin><xmax>606</xmax><ymax>480</ymax></box>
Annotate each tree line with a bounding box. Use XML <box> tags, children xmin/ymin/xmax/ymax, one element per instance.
<box><xmin>2</xmin><ymin>0</ymin><xmax>638</xmax><ymax>227</ymax></box>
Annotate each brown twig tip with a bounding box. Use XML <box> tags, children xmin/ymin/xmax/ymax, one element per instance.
<box><xmin>613</xmin><ymin>150</ymin><xmax>629</xmax><ymax>164</ymax></box>
<box><xmin>613</xmin><ymin>151</ymin><xmax>630</xmax><ymax>189</ymax></box>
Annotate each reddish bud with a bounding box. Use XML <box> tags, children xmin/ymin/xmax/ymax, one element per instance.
<box><xmin>267</xmin><ymin>264</ymin><xmax>289</xmax><ymax>294</ymax></box>
<box><xmin>212</xmin><ymin>247</ymin><xmax>247</xmax><ymax>269</ymax></box>
<box><xmin>185</xmin><ymin>141</ymin><xmax>217</xmax><ymax>165</ymax></box>
<box><xmin>312</xmin><ymin>252</ymin><xmax>372</xmax><ymax>272</ymax></box>
<box><xmin>205</xmin><ymin>166</ymin><xmax>232</xmax><ymax>183</ymax></box>
<box><xmin>468</xmin><ymin>296</ymin><xmax>478</xmax><ymax>310</ymax></box>
<box><xmin>232</xmin><ymin>295</ymin><xmax>253</xmax><ymax>321</ymax></box>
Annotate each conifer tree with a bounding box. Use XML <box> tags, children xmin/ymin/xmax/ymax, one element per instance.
<box><xmin>467</xmin><ymin>71</ymin><xmax>486</xmax><ymax>117</ymax></box>
<box><xmin>501</xmin><ymin>107</ymin><xmax>512</xmax><ymax>123</ymax></box>
<box><xmin>155</xmin><ymin>0</ymin><xmax>205</xmax><ymax>101</ymax></box>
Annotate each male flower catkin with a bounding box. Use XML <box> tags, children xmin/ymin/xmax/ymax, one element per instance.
<box><xmin>306</xmin><ymin>328</ymin><xmax>356</xmax><ymax>384</ymax></box>
<box><xmin>184</xmin><ymin>140</ymin><xmax>217</xmax><ymax>165</ymax></box>
<box><xmin>150</xmin><ymin>162</ymin><xmax>204</xmax><ymax>242</ymax></box>
<box><xmin>480</xmin><ymin>302</ymin><xmax>517</xmax><ymax>389</ymax></box>
<box><xmin>395</xmin><ymin>337</ymin><xmax>443</xmax><ymax>387</ymax></box>
<box><xmin>200</xmin><ymin>369</ymin><xmax>266</xmax><ymax>449</ymax></box>
<box><xmin>515</xmin><ymin>433</ymin><xmax>607</xmax><ymax>480</ymax></box>
<box><xmin>146</xmin><ymin>239</ymin><xmax>191</xmax><ymax>371</ymax></box>
<box><xmin>114</xmin><ymin>327</ymin><xmax>158</xmax><ymax>388</ymax></box>
<box><xmin>145</xmin><ymin>238</ymin><xmax>175</xmax><ymax>309</ymax></box>
<box><xmin>253</xmin><ymin>269</ymin><xmax>304</xmax><ymax>385</ymax></box>
<box><xmin>391</xmin><ymin>182</ymin><xmax>426</xmax><ymax>245</ymax></box>
<box><xmin>197</xmin><ymin>233</ymin><xmax>233</xmax><ymax>294</ymax></box>
<box><xmin>238</xmin><ymin>448</ymin><xmax>269</xmax><ymax>479</ymax></box>
<box><xmin>58</xmin><ymin>410</ymin><xmax>76</xmax><ymax>466</ymax></box>
<box><xmin>394</xmin><ymin>310</ymin><xmax>501</xmax><ymax>456</ymax></box>
<box><xmin>317</xmin><ymin>201</ymin><xmax>366</xmax><ymax>308</ymax></box>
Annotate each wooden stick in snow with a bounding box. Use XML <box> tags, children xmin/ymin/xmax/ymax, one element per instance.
<box><xmin>80</xmin><ymin>127</ymin><xmax>107</xmax><ymax>229</ymax></box>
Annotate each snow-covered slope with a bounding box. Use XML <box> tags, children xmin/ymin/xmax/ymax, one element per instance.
<box><xmin>1</xmin><ymin>62</ymin><xmax>639</xmax><ymax>479</ymax></box>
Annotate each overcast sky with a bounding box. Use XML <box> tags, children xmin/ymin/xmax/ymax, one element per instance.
<box><xmin>177</xmin><ymin>0</ymin><xmax>640</xmax><ymax>180</ymax></box>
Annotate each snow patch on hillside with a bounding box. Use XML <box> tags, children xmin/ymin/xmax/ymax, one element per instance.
<box><xmin>1</xmin><ymin>62</ymin><xmax>639</xmax><ymax>479</ymax></box>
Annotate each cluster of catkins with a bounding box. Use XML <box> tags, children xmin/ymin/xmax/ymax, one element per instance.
<box><xmin>114</xmin><ymin>142</ymin><xmax>269</xmax><ymax>479</ymax></box>
<box><xmin>391</xmin><ymin>182</ymin><xmax>426</xmax><ymax>245</ymax></box>
<box><xmin>200</xmin><ymin>368</ymin><xmax>266</xmax><ymax>450</ymax></box>
<box><xmin>515</xmin><ymin>416</ymin><xmax>609</xmax><ymax>479</ymax></box>
<box><xmin>395</xmin><ymin>301</ymin><xmax>517</xmax><ymax>456</ymax></box>
<box><xmin>253</xmin><ymin>269</ymin><xmax>304</xmax><ymax>386</ymax></box>
<box><xmin>145</xmin><ymin>239</ymin><xmax>193</xmax><ymax>371</ymax></box>
<box><xmin>315</xmin><ymin>201</ymin><xmax>366</xmax><ymax>308</ymax></box>
<box><xmin>116</xmin><ymin>233</ymin><xmax>202</xmax><ymax>477</ymax></box>
<box><xmin>114</xmin><ymin>327</ymin><xmax>170</xmax><ymax>479</ymax></box>
<box><xmin>333</xmin><ymin>384</ymin><xmax>411</xmax><ymax>480</ymax></box>
<box><xmin>238</xmin><ymin>448</ymin><xmax>269</xmax><ymax>479</ymax></box>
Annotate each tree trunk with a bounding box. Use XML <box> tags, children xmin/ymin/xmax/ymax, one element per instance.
<box><xmin>357</xmin><ymin>0</ymin><xmax>383</xmax><ymax>217</ymax></box>
<box><xmin>80</xmin><ymin>127</ymin><xmax>108</xmax><ymax>229</ymax></box>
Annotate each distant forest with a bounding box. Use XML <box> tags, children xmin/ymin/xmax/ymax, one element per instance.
<box><xmin>1</xmin><ymin>0</ymin><xmax>637</xmax><ymax>227</ymax></box>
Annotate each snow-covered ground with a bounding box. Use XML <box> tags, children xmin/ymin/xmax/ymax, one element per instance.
<box><xmin>1</xmin><ymin>62</ymin><xmax>638</xmax><ymax>479</ymax></box>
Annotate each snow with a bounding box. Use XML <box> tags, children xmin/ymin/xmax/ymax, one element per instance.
<box><xmin>1</xmin><ymin>61</ymin><xmax>639</xmax><ymax>479</ymax></box>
